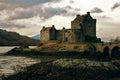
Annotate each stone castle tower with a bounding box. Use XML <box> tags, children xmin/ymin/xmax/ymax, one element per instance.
<box><xmin>40</xmin><ymin>12</ymin><xmax>101</xmax><ymax>43</ymax></box>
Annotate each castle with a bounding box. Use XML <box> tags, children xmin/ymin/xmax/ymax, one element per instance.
<box><xmin>40</xmin><ymin>12</ymin><xmax>101</xmax><ymax>43</ymax></box>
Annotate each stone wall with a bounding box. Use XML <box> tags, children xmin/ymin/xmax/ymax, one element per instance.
<box><xmin>50</xmin><ymin>28</ymin><xmax>57</xmax><ymax>40</ymax></box>
<box><xmin>83</xmin><ymin>19</ymin><xmax>96</xmax><ymax>37</ymax></box>
<box><xmin>60</xmin><ymin>29</ymin><xmax>85</xmax><ymax>43</ymax></box>
<box><xmin>40</xmin><ymin>30</ymin><xmax>50</xmax><ymax>42</ymax></box>
<box><xmin>71</xmin><ymin>12</ymin><xmax>96</xmax><ymax>38</ymax></box>
<box><xmin>40</xmin><ymin>12</ymin><xmax>99</xmax><ymax>43</ymax></box>
<box><xmin>71</xmin><ymin>15</ymin><xmax>82</xmax><ymax>29</ymax></box>
<box><xmin>57</xmin><ymin>30</ymin><xmax>63</xmax><ymax>42</ymax></box>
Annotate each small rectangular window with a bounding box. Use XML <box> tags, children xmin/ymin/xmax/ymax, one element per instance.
<box><xmin>65</xmin><ymin>37</ymin><xmax>68</xmax><ymax>42</ymax></box>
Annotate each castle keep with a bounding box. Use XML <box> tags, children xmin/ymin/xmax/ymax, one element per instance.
<box><xmin>40</xmin><ymin>12</ymin><xmax>101</xmax><ymax>43</ymax></box>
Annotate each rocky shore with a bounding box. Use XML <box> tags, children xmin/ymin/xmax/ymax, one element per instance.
<box><xmin>2</xmin><ymin>45</ymin><xmax>120</xmax><ymax>80</ymax></box>
<box><xmin>1</xmin><ymin>58</ymin><xmax>120</xmax><ymax>80</ymax></box>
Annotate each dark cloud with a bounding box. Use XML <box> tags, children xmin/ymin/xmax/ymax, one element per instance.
<box><xmin>5</xmin><ymin>6</ymin><xmax>68</xmax><ymax>20</ymax></box>
<box><xmin>0</xmin><ymin>0</ymin><xmax>67</xmax><ymax>21</ymax></box>
<box><xmin>111</xmin><ymin>2</ymin><xmax>120</xmax><ymax>11</ymax></box>
<box><xmin>70</xmin><ymin>0</ymin><xmax>74</xmax><ymax>4</ymax></box>
<box><xmin>0</xmin><ymin>3</ymin><xmax>9</xmax><ymax>10</ymax></box>
<box><xmin>0</xmin><ymin>0</ymin><xmax>62</xmax><ymax>11</ymax></box>
<box><xmin>65</xmin><ymin>5</ymin><xmax>73</xmax><ymax>9</ymax></box>
<box><xmin>6</xmin><ymin>8</ymin><xmax>36</xmax><ymax>20</ymax></box>
<box><xmin>0</xmin><ymin>22</ymin><xmax>26</xmax><ymax>29</ymax></box>
<box><xmin>64</xmin><ymin>6</ymin><xmax>80</xmax><ymax>12</ymax></box>
<box><xmin>0</xmin><ymin>2</ymin><xmax>20</xmax><ymax>11</ymax></box>
<box><xmin>41</xmin><ymin>7</ymin><xmax>67</xmax><ymax>20</ymax></box>
<box><xmin>1</xmin><ymin>0</ymin><xmax>62</xmax><ymax>5</ymax></box>
<box><xmin>91</xmin><ymin>7</ymin><xmax>103</xmax><ymax>13</ymax></box>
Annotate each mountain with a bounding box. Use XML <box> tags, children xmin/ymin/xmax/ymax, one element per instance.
<box><xmin>0</xmin><ymin>29</ymin><xmax>39</xmax><ymax>46</ymax></box>
<box><xmin>32</xmin><ymin>34</ymin><xmax>40</xmax><ymax>40</ymax></box>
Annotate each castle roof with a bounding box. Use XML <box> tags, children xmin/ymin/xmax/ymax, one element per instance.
<box><xmin>42</xmin><ymin>27</ymin><xmax>52</xmax><ymax>31</ymax></box>
<box><xmin>72</xmin><ymin>12</ymin><xmax>93</xmax><ymax>23</ymax></box>
<box><xmin>41</xmin><ymin>25</ymin><xmax>56</xmax><ymax>31</ymax></box>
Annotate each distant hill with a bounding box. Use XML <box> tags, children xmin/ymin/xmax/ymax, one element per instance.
<box><xmin>0</xmin><ymin>29</ymin><xmax>39</xmax><ymax>46</ymax></box>
<box><xmin>32</xmin><ymin>34</ymin><xmax>40</xmax><ymax>40</ymax></box>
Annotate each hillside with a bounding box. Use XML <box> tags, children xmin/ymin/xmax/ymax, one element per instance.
<box><xmin>0</xmin><ymin>29</ymin><xmax>39</xmax><ymax>46</ymax></box>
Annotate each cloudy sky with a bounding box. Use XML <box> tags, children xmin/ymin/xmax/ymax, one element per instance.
<box><xmin>0</xmin><ymin>0</ymin><xmax>120</xmax><ymax>41</ymax></box>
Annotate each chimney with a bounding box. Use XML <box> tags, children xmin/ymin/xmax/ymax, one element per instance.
<box><xmin>52</xmin><ymin>25</ymin><xmax>55</xmax><ymax>28</ymax></box>
<box><xmin>76</xmin><ymin>14</ymin><xmax>80</xmax><ymax>17</ymax></box>
<box><xmin>43</xmin><ymin>26</ymin><xmax>45</xmax><ymax>29</ymax></box>
<box><xmin>87</xmin><ymin>12</ymin><xmax>90</xmax><ymax>15</ymax></box>
<box><xmin>63</xmin><ymin>27</ymin><xmax>65</xmax><ymax>29</ymax></box>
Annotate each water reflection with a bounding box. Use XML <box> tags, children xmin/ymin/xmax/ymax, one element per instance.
<box><xmin>0</xmin><ymin>47</ymin><xmax>16</xmax><ymax>54</ymax></box>
<box><xmin>0</xmin><ymin>56</ymin><xmax>40</xmax><ymax>76</ymax></box>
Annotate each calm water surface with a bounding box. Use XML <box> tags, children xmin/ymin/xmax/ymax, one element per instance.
<box><xmin>0</xmin><ymin>47</ymin><xmax>16</xmax><ymax>55</ymax></box>
<box><xmin>0</xmin><ymin>46</ymin><xmax>36</xmax><ymax>54</ymax></box>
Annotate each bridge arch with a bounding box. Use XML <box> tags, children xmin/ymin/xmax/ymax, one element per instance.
<box><xmin>102</xmin><ymin>46</ymin><xmax>110</xmax><ymax>57</ymax></box>
<box><xmin>111</xmin><ymin>46</ymin><xmax>120</xmax><ymax>58</ymax></box>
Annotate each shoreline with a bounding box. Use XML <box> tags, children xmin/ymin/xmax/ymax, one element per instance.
<box><xmin>1</xmin><ymin>46</ymin><xmax>120</xmax><ymax>80</ymax></box>
<box><xmin>1</xmin><ymin>58</ymin><xmax>120</xmax><ymax>80</ymax></box>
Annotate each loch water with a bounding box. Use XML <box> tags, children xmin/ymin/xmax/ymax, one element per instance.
<box><xmin>0</xmin><ymin>47</ymin><xmax>40</xmax><ymax>77</ymax></box>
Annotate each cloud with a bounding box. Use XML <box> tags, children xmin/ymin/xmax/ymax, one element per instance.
<box><xmin>0</xmin><ymin>22</ymin><xmax>26</xmax><ymax>29</ymax></box>
<box><xmin>95</xmin><ymin>15</ymin><xmax>112</xmax><ymax>20</ymax></box>
<box><xmin>111</xmin><ymin>2</ymin><xmax>120</xmax><ymax>11</ymax></box>
<box><xmin>0</xmin><ymin>0</ymin><xmax>62</xmax><ymax>11</ymax></box>
<box><xmin>6</xmin><ymin>8</ymin><xmax>37</xmax><ymax>20</ymax></box>
<box><xmin>0</xmin><ymin>2</ymin><xmax>20</xmax><ymax>11</ymax></box>
<box><xmin>65</xmin><ymin>5</ymin><xmax>73</xmax><ymax>10</ymax></box>
<box><xmin>69</xmin><ymin>0</ymin><xmax>74</xmax><ymax>4</ymax></box>
<box><xmin>3</xmin><ymin>6</ymin><xmax>68</xmax><ymax>21</ymax></box>
<box><xmin>42</xmin><ymin>7</ymin><xmax>67</xmax><ymax>19</ymax></box>
<box><xmin>65</xmin><ymin>6</ymin><xmax>80</xmax><ymax>12</ymax></box>
<box><xmin>75</xmin><ymin>8</ymin><xmax>80</xmax><ymax>11</ymax></box>
<box><xmin>1</xmin><ymin>0</ymin><xmax>62</xmax><ymax>5</ymax></box>
<box><xmin>100</xmin><ymin>21</ymin><xmax>120</xmax><ymax>27</ymax></box>
<box><xmin>91</xmin><ymin>7</ymin><xmax>103</xmax><ymax>13</ymax></box>
<box><xmin>0</xmin><ymin>3</ymin><xmax>10</xmax><ymax>11</ymax></box>
<box><xmin>93</xmin><ymin>15</ymin><xmax>112</xmax><ymax>23</ymax></box>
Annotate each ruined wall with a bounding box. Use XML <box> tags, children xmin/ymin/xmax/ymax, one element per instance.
<box><xmin>64</xmin><ymin>29</ymin><xmax>73</xmax><ymax>42</ymax></box>
<box><xmin>40</xmin><ymin>30</ymin><xmax>50</xmax><ymax>42</ymax></box>
<box><xmin>72</xmin><ymin>29</ymin><xmax>85</xmax><ymax>43</ymax></box>
<box><xmin>71</xmin><ymin>21</ymin><xmax>81</xmax><ymax>29</ymax></box>
<box><xmin>61</xmin><ymin>29</ymin><xmax>85</xmax><ymax>43</ymax></box>
<box><xmin>57</xmin><ymin>30</ymin><xmax>63</xmax><ymax>42</ymax></box>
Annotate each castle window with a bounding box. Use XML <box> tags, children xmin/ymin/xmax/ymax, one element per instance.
<box><xmin>65</xmin><ymin>37</ymin><xmax>68</xmax><ymax>42</ymax></box>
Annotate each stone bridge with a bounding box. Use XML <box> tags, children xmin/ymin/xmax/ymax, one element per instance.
<box><xmin>43</xmin><ymin>42</ymin><xmax>120</xmax><ymax>58</ymax></box>
<box><xmin>94</xmin><ymin>42</ymin><xmax>120</xmax><ymax>57</ymax></box>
